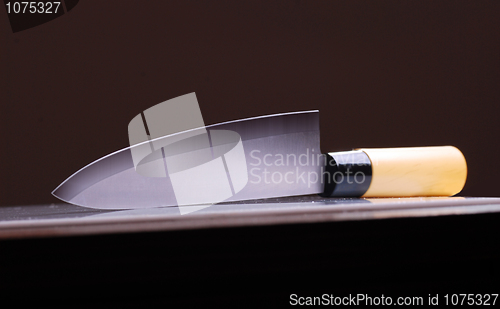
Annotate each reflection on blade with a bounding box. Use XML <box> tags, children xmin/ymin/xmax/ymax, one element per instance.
<box><xmin>52</xmin><ymin>111</ymin><xmax>322</xmax><ymax>210</ymax></box>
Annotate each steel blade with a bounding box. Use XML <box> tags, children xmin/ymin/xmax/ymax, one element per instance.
<box><xmin>52</xmin><ymin>111</ymin><xmax>322</xmax><ymax>209</ymax></box>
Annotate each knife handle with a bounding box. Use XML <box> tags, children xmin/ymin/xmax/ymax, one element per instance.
<box><xmin>321</xmin><ymin>146</ymin><xmax>467</xmax><ymax>197</ymax></box>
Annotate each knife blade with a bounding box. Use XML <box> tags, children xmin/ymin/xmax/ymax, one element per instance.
<box><xmin>52</xmin><ymin>111</ymin><xmax>323</xmax><ymax>209</ymax></box>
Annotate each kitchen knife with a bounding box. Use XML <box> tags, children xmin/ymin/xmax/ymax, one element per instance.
<box><xmin>52</xmin><ymin>110</ymin><xmax>467</xmax><ymax>210</ymax></box>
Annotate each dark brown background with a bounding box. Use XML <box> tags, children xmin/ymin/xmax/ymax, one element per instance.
<box><xmin>1</xmin><ymin>0</ymin><xmax>499</xmax><ymax>206</ymax></box>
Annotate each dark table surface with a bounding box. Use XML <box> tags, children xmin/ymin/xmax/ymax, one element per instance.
<box><xmin>1</xmin><ymin>196</ymin><xmax>500</xmax><ymax>307</ymax></box>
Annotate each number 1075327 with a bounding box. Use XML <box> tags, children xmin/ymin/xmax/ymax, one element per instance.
<box><xmin>5</xmin><ymin>2</ymin><xmax>61</xmax><ymax>14</ymax></box>
<box><xmin>443</xmin><ymin>294</ymin><xmax>498</xmax><ymax>306</ymax></box>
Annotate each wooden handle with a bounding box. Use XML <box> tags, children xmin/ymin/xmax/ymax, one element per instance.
<box><xmin>357</xmin><ymin>146</ymin><xmax>467</xmax><ymax>197</ymax></box>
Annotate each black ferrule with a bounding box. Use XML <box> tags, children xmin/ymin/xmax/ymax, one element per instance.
<box><xmin>320</xmin><ymin>150</ymin><xmax>373</xmax><ymax>197</ymax></box>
